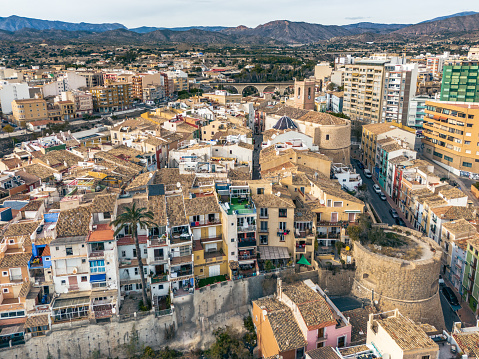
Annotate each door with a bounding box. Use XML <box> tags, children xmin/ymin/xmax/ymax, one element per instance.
<box><xmin>208</xmin><ymin>265</ymin><xmax>220</xmax><ymax>277</ymax></box>
<box><xmin>68</xmin><ymin>276</ymin><xmax>78</xmax><ymax>290</ymax></box>
<box><xmin>331</xmin><ymin>212</ymin><xmax>338</xmax><ymax>222</ymax></box>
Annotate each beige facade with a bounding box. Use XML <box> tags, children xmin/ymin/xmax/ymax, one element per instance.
<box><xmin>292</xmin><ymin>77</ymin><xmax>315</xmax><ymax>111</ymax></box>
<box><xmin>89</xmin><ymin>82</ymin><xmax>131</xmax><ymax>113</ymax></box>
<box><xmin>343</xmin><ymin>60</ymin><xmax>387</xmax><ymax>123</ymax></box>
<box><xmin>12</xmin><ymin>98</ymin><xmax>48</xmax><ymax>127</ymax></box>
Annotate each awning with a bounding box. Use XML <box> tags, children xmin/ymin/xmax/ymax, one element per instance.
<box><xmin>297</xmin><ymin>255</ymin><xmax>311</xmax><ymax>266</ymax></box>
<box><xmin>258</xmin><ymin>246</ymin><xmax>290</xmax><ymax>260</ymax></box>
<box><xmin>0</xmin><ymin>324</ymin><xmax>24</xmax><ymax>336</ymax></box>
<box><xmin>90</xmin><ymin>274</ymin><xmax>106</xmax><ymax>283</ymax></box>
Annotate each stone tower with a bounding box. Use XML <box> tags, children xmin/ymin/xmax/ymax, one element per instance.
<box><xmin>293</xmin><ymin>77</ymin><xmax>315</xmax><ymax>111</ymax></box>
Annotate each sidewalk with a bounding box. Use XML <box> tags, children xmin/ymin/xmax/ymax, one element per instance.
<box><xmin>443</xmin><ymin>276</ymin><xmax>477</xmax><ymax>327</ymax></box>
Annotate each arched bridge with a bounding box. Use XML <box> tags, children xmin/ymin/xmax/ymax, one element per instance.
<box><xmin>201</xmin><ymin>82</ymin><xmax>294</xmax><ymax>96</ymax></box>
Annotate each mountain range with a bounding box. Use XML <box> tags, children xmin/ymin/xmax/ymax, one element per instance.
<box><xmin>0</xmin><ymin>11</ymin><xmax>478</xmax><ymax>45</ymax></box>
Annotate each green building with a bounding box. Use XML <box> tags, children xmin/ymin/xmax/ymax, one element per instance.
<box><xmin>462</xmin><ymin>236</ymin><xmax>479</xmax><ymax>315</ymax></box>
<box><xmin>440</xmin><ymin>64</ymin><xmax>479</xmax><ymax>102</ymax></box>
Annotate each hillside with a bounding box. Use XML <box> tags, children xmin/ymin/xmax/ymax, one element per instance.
<box><xmin>396</xmin><ymin>12</ymin><xmax>479</xmax><ymax>36</ymax></box>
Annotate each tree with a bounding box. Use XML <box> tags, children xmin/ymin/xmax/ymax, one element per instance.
<box><xmin>205</xmin><ymin>327</ymin><xmax>250</xmax><ymax>359</ymax></box>
<box><xmin>111</xmin><ymin>203</ymin><xmax>155</xmax><ymax>308</ymax></box>
<box><xmin>3</xmin><ymin>124</ymin><xmax>13</xmax><ymax>135</ymax></box>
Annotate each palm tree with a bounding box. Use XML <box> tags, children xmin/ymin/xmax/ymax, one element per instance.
<box><xmin>111</xmin><ymin>203</ymin><xmax>155</xmax><ymax>309</ymax></box>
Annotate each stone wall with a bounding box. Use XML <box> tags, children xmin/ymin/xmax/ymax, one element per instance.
<box><xmin>317</xmin><ymin>268</ymin><xmax>355</xmax><ymax>296</ymax></box>
<box><xmin>351</xmin><ymin>230</ymin><xmax>446</xmax><ymax>330</ymax></box>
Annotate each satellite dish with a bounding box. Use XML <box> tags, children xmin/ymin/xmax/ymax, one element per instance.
<box><xmin>320</xmin><ymin>199</ymin><xmax>325</xmax><ymax>204</ymax></box>
<box><xmin>176</xmin><ymin>182</ymin><xmax>181</xmax><ymax>188</ymax></box>
<box><xmin>277</xmin><ymin>192</ymin><xmax>281</xmax><ymax>197</ymax></box>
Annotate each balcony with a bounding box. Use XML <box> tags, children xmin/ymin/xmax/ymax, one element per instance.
<box><xmin>238</xmin><ymin>238</ymin><xmax>256</xmax><ymax>248</ymax></box>
<box><xmin>170</xmin><ymin>254</ymin><xmax>193</xmax><ymax>265</ymax></box>
<box><xmin>317</xmin><ymin>333</ymin><xmax>328</xmax><ymax>343</ymax></box>
<box><xmin>151</xmin><ymin>274</ymin><xmax>168</xmax><ymax>283</ymax></box>
<box><xmin>170</xmin><ymin>269</ymin><xmax>193</xmax><ymax>280</ymax></box>
<box><xmin>277</xmin><ymin>229</ymin><xmax>290</xmax><ymax>237</ymax></box>
<box><xmin>190</xmin><ymin>219</ymin><xmax>221</xmax><ymax>228</ymax></box>
<box><xmin>170</xmin><ymin>234</ymin><xmax>192</xmax><ymax>245</ymax></box>
<box><xmin>89</xmin><ymin>251</ymin><xmax>104</xmax><ymax>258</ymax></box>
<box><xmin>10</xmin><ymin>275</ymin><xmax>24</xmax><ymax>282</ymax></box>
<box><xmin>237</xmin><ymin>224</ymin><xmax>256</xmax><ymax>233</ymax></box>
<box><xmin>204</xmin><ymin>249</ymin><xmax>226</xmax><ymax>262</ymax></box>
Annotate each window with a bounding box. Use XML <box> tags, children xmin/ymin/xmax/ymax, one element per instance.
<box><xmin>133</xmin><ymin>248</ymin><xmax>137</xmax><ymax>257</ymax></box>
<box><xmin>2</xmin><ymin>288</ymin><xmax>8</xmax><ymax>293</ymax></box>
<box><xmin>144</xmin><ymin>248</ymin><xmax>147</xmax><ymax>255</ymax></box>
<box><xmin>421</xmin><ymin>356</ymin><xmax>430</xmax><ymax>359</ymax></box>
<box><xmin>134</xmin><ymin>268</ymin><xmax>139</xmax><ymax>275</ymax></box>
<box><xmin>337</xmin><ymin>336</ymin><xmax>346</xmax><ymax>348</ymax></box>
<box><xmin>296</xmin><ymin>347</ymin><xmax>304</xmax><ymax>359</ymax></box>
<box><xmin>279</xmin><ymin>208</ymin><xmax>287</xmax><ymax>218</ymax></box>
<box><xmin>463</xmin><ymin>162</ymin><xmax>472</xmax><ymax>168</ymax></box>
<box><xmin>2</xmin><ymin>271</ymin><xmax>7</xmax><ymax>276</ymax></box>
<box><xmin>192</xmin><ymin>215</ymin><xmax>200</xmax><ymax>222</ymax></box>
<box><xmin>444</xmin><ymin>155</ymin><xmax>453</xmax><ymax>162</ymax></box>
<box><xmin>279</xmin><ymin>222</ymin><xmax>286</xmax><ymax>230</ymax></box>
<box><xmin>260</xmin><ymin>208</ymin><xmax>268</xmax><ymax>218</ymax></box>
<box><xmin>121</xmin><ymin>250</ymin><xmax>126</xmax><ymax>257</ymax></box>
<box><xmin>256</xmin><ymin>188</ymin><xmax>264</xmax><ymax>195</ymax></box>
<box><xmin>90</xmin><ymin>260</ymin><xmax>105</xmax><ymax>273</ymax></box>
<box><xmin>231</xmin><ymin>238</ymin><xmax>235</xmax><ymax>243</ymax></box>
<box><xmin>125</xmin><ymin>284</ymin><xmax>133</xmax><ymax>291</ymax></box>
<box><xmin>260</xmin><ymin>235</ymin><xmax>268</xmax><ymax>245</ymax></box>
<box><xmin>81</xmin><ymin>276</ymin><xmax>87</xmax><ymax>282</ymax></box>
<box><xmin>91</xmin><ymin>242</ymin><xmax>104</xmax><ymax>252</ymax></box>
<box><xmin>326</xmin><ymin>134</ymin><xmax>330</xmax><ymax>140</ymax></box>
<box><xmin>66</xmin><ymin>247</ymin><xmax>73</xmax><ymax>256</ymax></box>
<box><xmin>61</xmin><ymin>280</ymin><xmax>66</xmax><ymax>285</ymax></box>
<box><xmin>103</xmin><ymin>212</ymin><xmax>111</xmax><ymax>219</ymax></box>
<box><xmin>465</xmin><ymin>141</ymin><xmax>471</xmax><ymax>145</ymax></box>
<box><xmin>260</xmin><ymin>221</ymin><xmax>268</xmax><ymax>232</ymax></box>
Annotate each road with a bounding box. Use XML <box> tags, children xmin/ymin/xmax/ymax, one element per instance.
<box><xmin>439</xmin><ymin>286</ymin><xmax>461</xmax><ymax>332</ymax></box>
<box><xmin>252</xmin><ymin>133</ymin><xmax>263</xmax><ymax>180</ymax></box>
<box><xmin>351</xmin><ymin>159</ymin><xmax>396</xmax><ymax>225</ymax></box>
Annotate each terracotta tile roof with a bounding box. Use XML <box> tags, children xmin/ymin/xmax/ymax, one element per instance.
<box><xmin>453</xmin><ymin>332</ymin><xmax>479</xmax><ymax>357</ymax></box>
<box><xmin>40</xmin><ymin>149</ymin><xmax>83</xmax><ymax>168</ymax></box>
<box><xmin>227</xmin><ymin>168</ymin><xmax>251</xmax><ymax>181</ymax></box>
<box><xmin>237</xmin><ymin>142</ymin><xmax>254</xmax><ymax>150</ymax></box>
<box><xmin>4</xmin><ymin>221</ymin><xmax>41</xmax><ymax>237</ymax></box>
<box><xmin>297</xmin><ymin>111</ymin><xmax>348</xmax><ymax>125</ymax></box>
<box><xmin>25</xmin><ymin>314</ymin><xmax>49</xmax><ymax>328</ymax></box>
<box><xmin>42</xmin><ymin>245</ymin><xmax>51</xmax><ymax>257</ymax></box>
<box><xmin>147</xmin><ymin>195</ymin><xmax>167</xmax><ymax>226</ymax></box>
<box><xmin>439</xmin><ymin>186</ymin><xmax>468</xmax><ymax>200</ymax></box>
<box><xmin>442</xmin><ymin>219</ymin><xmax>477</xmax><ymax>238</ymax></box>
<box><xmin>307</xmin><ymin>347</ymin><xmax>341</xmax><ymax>359</ymax></box>
<box><xmin>253</xmin><ymin>297</ymin><xmax>288</xmax><ymax>313</ymax></box>
<box><xmin>339</xmin><ymin>345</ymin><xmax>370</xmax><ymax>356</ymax></box>
<box><xmin>343</xmin><ymin>306</ymin><xmax>377</xmax><ymax>345</ymax></box>
<box><xmin>35</xmin><ymin>237</ymin><xmax>53</xmax><ymax>245</ymax></box>
<box><xmin>125</xmin><ymin>172</ymin><xmax>153</xmax><ymax>192</ymax></box>
<box><xmin>264</xmin><ymin>103</ymin><xmax>310</xmax><ymax>119</ymax></box>
<box><xmin>268</xmin><ymin>308</ymin><xmax>307</xmax><ymax>352</ymax></box>
<box><xmin>87</xmin><ymin>224</ymin><xmax>114</xmax><ymax>242</ymax></box>
<box><xmin>23</xmin><ymin>199</ymin><xmax>44</xmax><ymax>212</ymax></box>
<box><xmin>252</xmin><ymin>194</ymin><xmax>295</xmax><ymax>209</ymax></box>
<box><xmin>21</xmin><ymin>163</ymin><xmax>57</xmax><ymax>180</ymax></box>
<box><xmin>0</xmin><ymin>253</ymin><xmax>31</xmax><ymax>268</ymax></box>
<box><xmin>381</xmin><ymin>143</ymin><xmax>403</xmax><ymax>153</ymax></box>
<box><xmin>117</xmin><ymin>235</ymin><xmax>148</xmax><ymax>246</ymax></box>
<box><xmin>376</xmin><ymin>314</ymin><xmax>437</xmax><ymax>350</ymax></box>
<box><xmin>1</xmin><ymin>158</ymin><xmax>22</xmax><ymax>170</ymax></box>
<box><xmin>306</xmin><ymin>172</ymin><xmax>364</xmax><ymax>205</ymax></box>
<box><xmin>184</xmin><ymin>196</ymin><xmax>220</xmax><ymax>217</ymax></box>
<box><xmin>166</xmin><ymin>195</ymin><xmax>187</xmax><ymax>227</ymax></box>
<box><xmin>56</xmin><ymin>206</ymin><xmax>91</xmax><ymax>238</ymax></box>
<box><xmin>19</xmin><ymin>281</ymin><xmax>31</xmax><ymax>297</ymax></box>
<box><xmin>294</xmin><ymin>199</ymin><xmax>315</xmax><ymax>222</ymax></box>
<box><xmin>154</xmin><ymin>168</ymin><xmax>195</xmax><ymax>195</ymax></box>
<box><xmin>363</xmin><ymin>123</ymin><xmax>396</xmax><ymax>135</ymax></box>
<box><xmin>108</xmin><ymin>145</ymin><xmax>143</xmax><ymax>159</ymax></box>
<box><xmin>91</xmin><ymin>193</ymin><xmax>117</xmax><ymax>214</ymax></box>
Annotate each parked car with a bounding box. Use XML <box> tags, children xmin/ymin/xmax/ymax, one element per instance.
<box><xmin>441</xmin><ymin>286</ymin><xmax>459</xmax><ymax>307</ymax></box>
<box><xmin>373</xmin><ymin>184</ymin><xmax>381</xmax><ymax>194</ymax></box>
<box><xmin>36</xmin><ymin>224</ymin><xmax>44</xmax><ymax>234</ymax></box>
<box><xmin>364</xmin><ymin>169</ymin><xmax>372</xmax><ymax>179</ymax></box>
<box><xmin>379</xmin><ymin>193</ymin><xmax>387</xmax><ymax>201</ymax></box>
<box><xmin>357</xmin><ymin>162</ymin><xmax>364</xmax><ymax>170</ymax></box>
<box><xmin>395</xmin><ymin>217</ymin><xmax>406</xmax><ymax>227</ymax></box>
<box><xmin>389</xmin><ymin>209</ymin><xmax>399</xmax><ymax>219</ymax></box>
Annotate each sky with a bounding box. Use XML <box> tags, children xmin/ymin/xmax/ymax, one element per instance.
<box><xmin>2</xmin><ymin>0</ymin><xmax>479</xmax><ymax>28</ymax></box>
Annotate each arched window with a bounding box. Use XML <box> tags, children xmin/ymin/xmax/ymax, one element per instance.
<box><xmin>297</xmin><ymin>87</ymin><xmax>301</xmax><ymax>99</ymax></box>
<box><xmin>308</xmin><ymin>87</ymin><xmax>311</xmax><ymax>99</ymax></box>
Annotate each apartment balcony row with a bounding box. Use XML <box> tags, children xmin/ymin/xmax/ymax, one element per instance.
<box><xmin>237</xmin><ymin>224</ymin><xmax>256</xmax><ymax>233</ymax></box>
<box><xmin>170</xmin><ymin>254</ymin><xmax>193</xmax><ymax>266</ymax></box>
<box><xmin>204</xmin><ymin>249</ymin><xmax>226</xmax><ymax>262</ymax></box>
<box><xmin>238</xmin><ymin>238</ymin><xmax>256</xmax><ymax>248</ymax></box>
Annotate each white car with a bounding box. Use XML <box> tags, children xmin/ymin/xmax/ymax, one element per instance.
<box><xmin>373</xmin><ymin>184</ymin><xmax>381</xmax><ymax>194</ymax></box>
<box><xmin>364</xmin><ymin>169</ymin><xmax>372</xmax><ymax>178</ymax></box>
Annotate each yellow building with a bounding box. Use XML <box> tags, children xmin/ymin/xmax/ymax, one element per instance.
<box><xmin>89</xmin><ymin>82</ymin><xmax>131</xmax><ymax>113</ymax></box>
<box><xmin>12</xmin><ymin>98</ymin><xmax>48</xmax><ymax>127</ymax></box>
<box><xmin>203</xmin><ymin>91</ymin><xmax>242</xmax><ymax>105</ymax></box>
<box><xmin>186</xmin><ymin>196</ymin><xmax>228</xmax><ymax>279</ymax></box>
<box><xmin>422</xmin><ymin>101</ymin><xmax>479</xmax><ymax>175</ymax></box>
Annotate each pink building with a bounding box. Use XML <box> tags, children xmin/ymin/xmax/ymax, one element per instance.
<box><xmin>278</xmin><ymin>279</ymin><xmax>352</xmax><ymax>350</ymax></box>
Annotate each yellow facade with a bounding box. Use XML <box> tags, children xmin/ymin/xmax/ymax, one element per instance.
<box><xmin>12</xmin><ymin>98</ymin><xmax>48</xmax><ymax>127</ymax></box>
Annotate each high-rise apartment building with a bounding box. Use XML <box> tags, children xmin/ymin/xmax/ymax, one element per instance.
<box><xmin>422</xmin><ymin>101</ymin><xmax>479</xmax><ymax>175</ymax></box>
<box><xmin>440</xmin><ymin>64</ymin><xmax>479</xmax><ymax>102</ymax></box>
<box><xmin>12</xmin><ymin>98</ymin><xmax>48</xmax><ymax>126</ymax></box>
<box><xmin>381</xmin><ymin>63</ymin><xmax>418</xmax><ymax>125</ymax></box>
<box><xmin>89</xmin><ymin>82</ymin><xmax>131</xmax><ymax>113</ymax></box>
<box><xmin>343</xmin><ymin>60</ymin><xmax>387</xmax><ymax>123</ymax></box>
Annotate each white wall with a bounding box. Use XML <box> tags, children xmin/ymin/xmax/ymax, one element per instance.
<box><xmin>0</xmin><ymin>82</ymin><xmax>30</xmax><ymax>114</ymax></box>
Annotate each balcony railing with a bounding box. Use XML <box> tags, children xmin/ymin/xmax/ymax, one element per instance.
<box><xmin>89</xmin><ymin>251</ymin><xmax>104</xmax><ymax>258</ymax></box>
<box><xmin>317</xmin><ymin>333</ymin><xmax>328</xmax><ymax>342</ymax></box>
<box><xmin>237</xmin><ymin>225</ymin><xmax>256</xmax><ymax>233</ymax></box>
<box><xmin>204</xmin><ymin>250</ymin><xmax>225</xmax><ymax>261</ymax></box>
<box><xmin>151</xmin><ymin>274</ymin><xmax>168</xmax><ymax>283</ymax></box>
<box><xmin>170</xmin><ymin>270</ymin><xmax>193</xmax><ymax>279</ymax></box>
<box><xmin>10</xmin><ymin>275</ymin><xmax>24</xmax><ymax>282</ymax></box>
<box><xmin>190</xmin><ymin>219</ymin><xmax>221</xmax><ymax>227</ymax></box>
<box><xmin>238</xmin><ymin>239</ymin><xmax>256</xmax><ymax>248</ymax></box>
